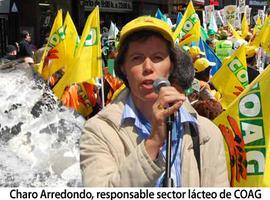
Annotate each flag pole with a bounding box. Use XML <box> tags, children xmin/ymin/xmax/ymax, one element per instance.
<box><xmin>100</xmin><ymin>76</ymin><xmax>105</xmax><ymax>108</ymax></box>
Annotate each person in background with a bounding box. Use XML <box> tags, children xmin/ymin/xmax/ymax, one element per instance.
<box><xmin>206</xmin><ymin>38</ymin><xmax>216</xmax><ymax>51</ymax></box>
<box><xmin>207</xmin><ymin>30</ymin><xmax>218</xmax><ymax>49</ymax></box>
<box><xmin>18</xmin><ymin>30</ymin><xmax>33</xmax><ymax>58</ymax></box>
<box><xmin>194</xmin><ymin>57</ymin><xmax>215</xmax><ymax>83</ymax></box>
<box><xmin>246</xmin><ymin>46</ymin><xmax>260</xmax><ymax>84</ymax></box>
<box><xmin>80</xmin><ymin>16</ymin><xmax>229</xmax><ymax>187</ymax></box>
<box><xmin>215</xmin><ymin>30</ymin><xmax>233</xmax><ymax>62</ymax></box>
<box><xmin>168</xmin><ymin>47</ymin><xmax>195</xmax><ymax>94</ymax></box>
<box><xmin>1</xmin><ymin>44</ymin><xmax>33</xmax><ymax>67</ymax></box>
<box><xmin>2</xmin><ymin>45</ymin><xmax>17</xmax><ymax>62</ymax></box>
<box><xmin>190</xmin><ymin>57</ymin><xmax>223</xmax><ymax>120</ymax></box>
<box><xmin>34</xmin><ymin>37</ymin><xmax>48</xmax><ymax>64</ymax></box>
<box><xmin>188</xmin><ymin>46</ymin><xmax>205</xmax><ymax>62</ymax></box>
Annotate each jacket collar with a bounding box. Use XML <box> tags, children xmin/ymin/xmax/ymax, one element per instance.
<box><xmin>97</xmin><ymin>88</ymin><xmax>198</xmax><ymax>128</ymax></box>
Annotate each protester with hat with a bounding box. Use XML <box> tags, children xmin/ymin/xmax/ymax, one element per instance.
<box><xmin>194</xmin><ymin>57</ymin><xmax>216</xmax><ymax>82</ymax></box>
<box><xmin>246</xmin><ymin>45</ymin><xmax>257</xmax><ymax>60</ymax></box>
<box><xmin>188</xmin><ymin>57</ymin><xmax>224</xmax><ymax>120</ymax></box>
<box><xmin>188</xmin><ymin>46</ymin><xmax>205</xmax><ymax>62</ymax></box>
<box><xmin>80</xmin><ymin>16</ymin><xmax>229</xmax><ymax>187</ymax></box>
<box><xmin>193</xmin><ymin>57</ymin><xmax>218</xmax><ymax>101</ymax></box>
<box><xmin>207</xmin><ymin>30</ymin><xmax>218</xmax><ymax>49</ymax></box>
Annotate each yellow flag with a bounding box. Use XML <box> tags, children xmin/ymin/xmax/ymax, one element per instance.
<box><xmin>44</xmin><ymin>23</ymin><xmax>66</xmax><ymax>79</ymax></box>
<box><xmin>173</xmin><ymin>1</ymin><xmax>200</xmax><ymax>46</ymax></box>
<box><xmin>253</xmin><ymin>17</ymin><xmax>262</xmax><ymax>36</ymax></box>
<box><xmin>53</xmin><ymin>6</ymin><xmax>102</xmax><ymax>98</ymax></box>
<box><xmin>214</xmin><ymin>64</ymin><xmax>270</xmax><ymax>187</ymax></box>
<box><xmin>228</xmin><ymin>22</ymin><xmax>242</xmax><ymax>40</ymax></box>
<box><xmin>241</xmin><ymin>13</ymin><xmax>249</xmax><ymax>39</ymax></box>
<box><xmin>63</xmin><ymin>12</ymin><xmax>78</xmax><ymax>62</ymax></box>
<box><xmin>210</xmin><ymin>45</ymin><xmax>248</xmax><ymax>109</ymax></box>
<box><xmin>260</xmin><ymin>16</ymin><xmax>270</xmax><ymax>55</ymax></box>
<box><xmin>250</xmin><ymin>16</ymin><xmax>270</xmax><ymax>48</ymax></box>
<box><xmin>36</xmin><ymin>10</ymin><xmax>63</xmax><ymax>76</ymax></box>
<box><xmin>49</xmin><ymin>12</ymin><xmax>79</xmax><ymax>76</ymax></box>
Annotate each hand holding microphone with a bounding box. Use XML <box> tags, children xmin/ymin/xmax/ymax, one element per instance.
<box><xmin>152</xmin><ymin>78</ymin><xmax>185</xmax><ymax>125</ymax></box>
<box><xmin>145</xmin><ymin>78</ymin><xmax>185</xmax><ymax>161</ymax></box>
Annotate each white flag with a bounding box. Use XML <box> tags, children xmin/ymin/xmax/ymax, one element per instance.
<box><xmin>208</xmin><ymin>12</ymin><xmax>218</xmax><ymax>33</ymax></box>
<box><xmin>108</xmin><ymin>21</ymin><xmax>119</xmax><ymax>39</ymax></box>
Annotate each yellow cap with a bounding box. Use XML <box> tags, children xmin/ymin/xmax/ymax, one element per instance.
<box><xmin>119</xmin><ymin>16</ymin><xmax>174</xmax><ymax>48</ymax></box>
<box><xmin>194</xmin><ymin>58</ymin><xmax>216</xmax><ymax>72</ymax></box>
<box><xmin>246</xmin><ymin>45</ymin><xmax>257</xmax><ymax>58</ymax></box>
<box><xmin>237</xmin><ymin>30</ymin><xmax>242</xmax><ymax>35</ymax></box>
<box><xmin>188</xmin><ymin>46</ymin><xmax>205</xmax><ymax>59</ymax></box>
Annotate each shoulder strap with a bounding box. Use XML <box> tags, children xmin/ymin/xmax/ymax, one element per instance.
<box><xmin>189</xmin><ymin>124</ymin><xmax>201</xmax><ymax>185</ymax></box>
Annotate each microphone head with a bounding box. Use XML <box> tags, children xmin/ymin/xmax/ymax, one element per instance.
<box><xmin>153</xmin><ymin>78</ymin><xmax>170</xmax><ymax>94</ymax></box>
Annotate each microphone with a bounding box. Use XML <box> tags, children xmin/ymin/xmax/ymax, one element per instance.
<box><xmin>153</xmin><ymin>78</ymin><xmax>170</xmax><ymax>94</ymax></box>
<box><xmin>153</xmin><ymin>78</ymin><xmax>175</xmax><ymax>187</ymax></box>
<box><xmin>153</xmin><ymin>78</ymin><xmax>174</xmax><ymax>126</ymax></box>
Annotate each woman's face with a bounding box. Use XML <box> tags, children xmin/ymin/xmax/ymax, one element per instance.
<box><xmin>121</xmin><ymin>35</ymin><xmax>173</xmax><ymax>104</ymax></box>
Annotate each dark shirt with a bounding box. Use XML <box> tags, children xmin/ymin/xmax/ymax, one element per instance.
<box><xmin>18</xmin><ymin>40</ymin><xmax>33</xmax><ymax>58</ymax></box>
<box><xmin>0</xmin><ymin>55</ymin><xmax>17</xmax><ymax>64</ymax></box>
<box><xmin>247</xmin><ymin>66</ymin><xmax>260</xmax><ymax>84</ymax></box>
<box><xmin>3</xmin><ymin>54</ymin><xmax>17</xmax><ymax>61</ymax></box>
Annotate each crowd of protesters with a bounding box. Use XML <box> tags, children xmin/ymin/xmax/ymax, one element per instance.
<box><xmin>1</xmin><ymin>8</ymin><xmax>270</xmax><ymax>122</ymax></box>
<box><xmin>91</xmin><ymin>17</ymin><xmax>270</xmax><ymax>121</ymax></box>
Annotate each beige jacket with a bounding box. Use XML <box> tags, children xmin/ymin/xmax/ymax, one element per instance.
<box><xmin>80</xmin><ymin>89</ymin><xmax>229</xmax><ymax>187</ymax></box>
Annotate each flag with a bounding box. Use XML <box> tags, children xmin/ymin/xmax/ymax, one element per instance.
<box><xmin>214</xmin><ymin>64</ymin><xmax>270</xmax><ymax>187</ymax></box>
<box><xmin>166</xmin><ymin>17</ymin><xmax>173</xmax><ymax>28</ymax></box>
<box><xmin>173</xmin><ymin>1</ymin><xmax>201</xmax><ymax>46</ymax></box>
<box><xmin>103</xmin><ymin>68</ymin><xmax>124</xmax><ymax>105</ymax></box>
<box><xmin>228</xmin><ymin>22</ymin><xmax>242</xmax><ymax>40</ymax></box>
<box><xmin>200</xmin><ymin>27</ymin><xmax>209</xmax><ymax>41</ymax></box>
<box><xmin>210</xmin><ymin>45</ymin><xmax>248</xmax><ymax>109</ymax></box>
<box><xmin>61</xmin><ymin>84</ymin><xmax>80</xmax><ymax>110</ymax></box>
<box><xmin>204</xmin><ymin>5</ymin><xmax>214</xmax><ymax>25</ymax></box>
<box><xmin>250</xmin><ymin>16</ymin><xmax>270</xmax><ymax>49</ymax></box>
<box><xmin>43</xmin><ymin>23</ymin><xmax>66</xmax><ymax>79</ymax></box>
<box><xmin>208</xmin><ymin>12</ymin><xmax>218</xmax><ymax>34</ymax></box>
<box><xmin>36</xmin><ymin>9</ymin><xmax>63</xmax><ymax>76</ymax></box>
<box><xmin>215</xmin><ymin>10</ymin><xmax>224</xmax><ymax>26</ymax></box>
<box><xmin>107</xmin><ymin>59</ymin><xmax>115</xmax><ymax>76</ymax></box>
<box><xmin>155</xmin><ymin>8</ymin><xmax>167</xmax><ymax>22</ymax></box>
<box><xmin>53</xmin><ymin>6</ymin><xmax>102</xmax><ymax>98</ymax></box>
<box><xmin>61</xmin><ymin>82</ymin><xmax>97</xmax><ymax>117</ymax></box>
<box><xmin>63</xmin><ymin>12</ymin><xmax>79</xmax><ymax>62</ymax></box>
<box><xmin>108</xmin><ymin>21</ymin><xmax>119</xmax><ymax>40</ymax></box>
<box><xmin>199</xmin><ymin>39</ymin><xmax>222</xmax><ymax>76</ymax></box>
<box><xmin>175</xmin><ymin>12</ymin><xmax>183</xmax><ymax>28</ymax></box>
<box><xmin>260</xmin><ymin>16</ymin><xmax>270</xmax><ymax>55</ymax></box>
<box><xmin>241</xmin><ymin>13</ymin><xmax>249</xmax><ymax>39</ymax></box>
<box><xmin>48</xmin><ymin>12</ymin><xmax>79</xmax><ymax>77</ymax></box>
<box><xmin>155</xmin><ymin>8</ymin><xmax>173</xmax><ymax>28</ymax></box>
<box><xmin>253</xmin><ymin>17</ymin><xmax>262</xmax><ymax>36</ymax></box>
